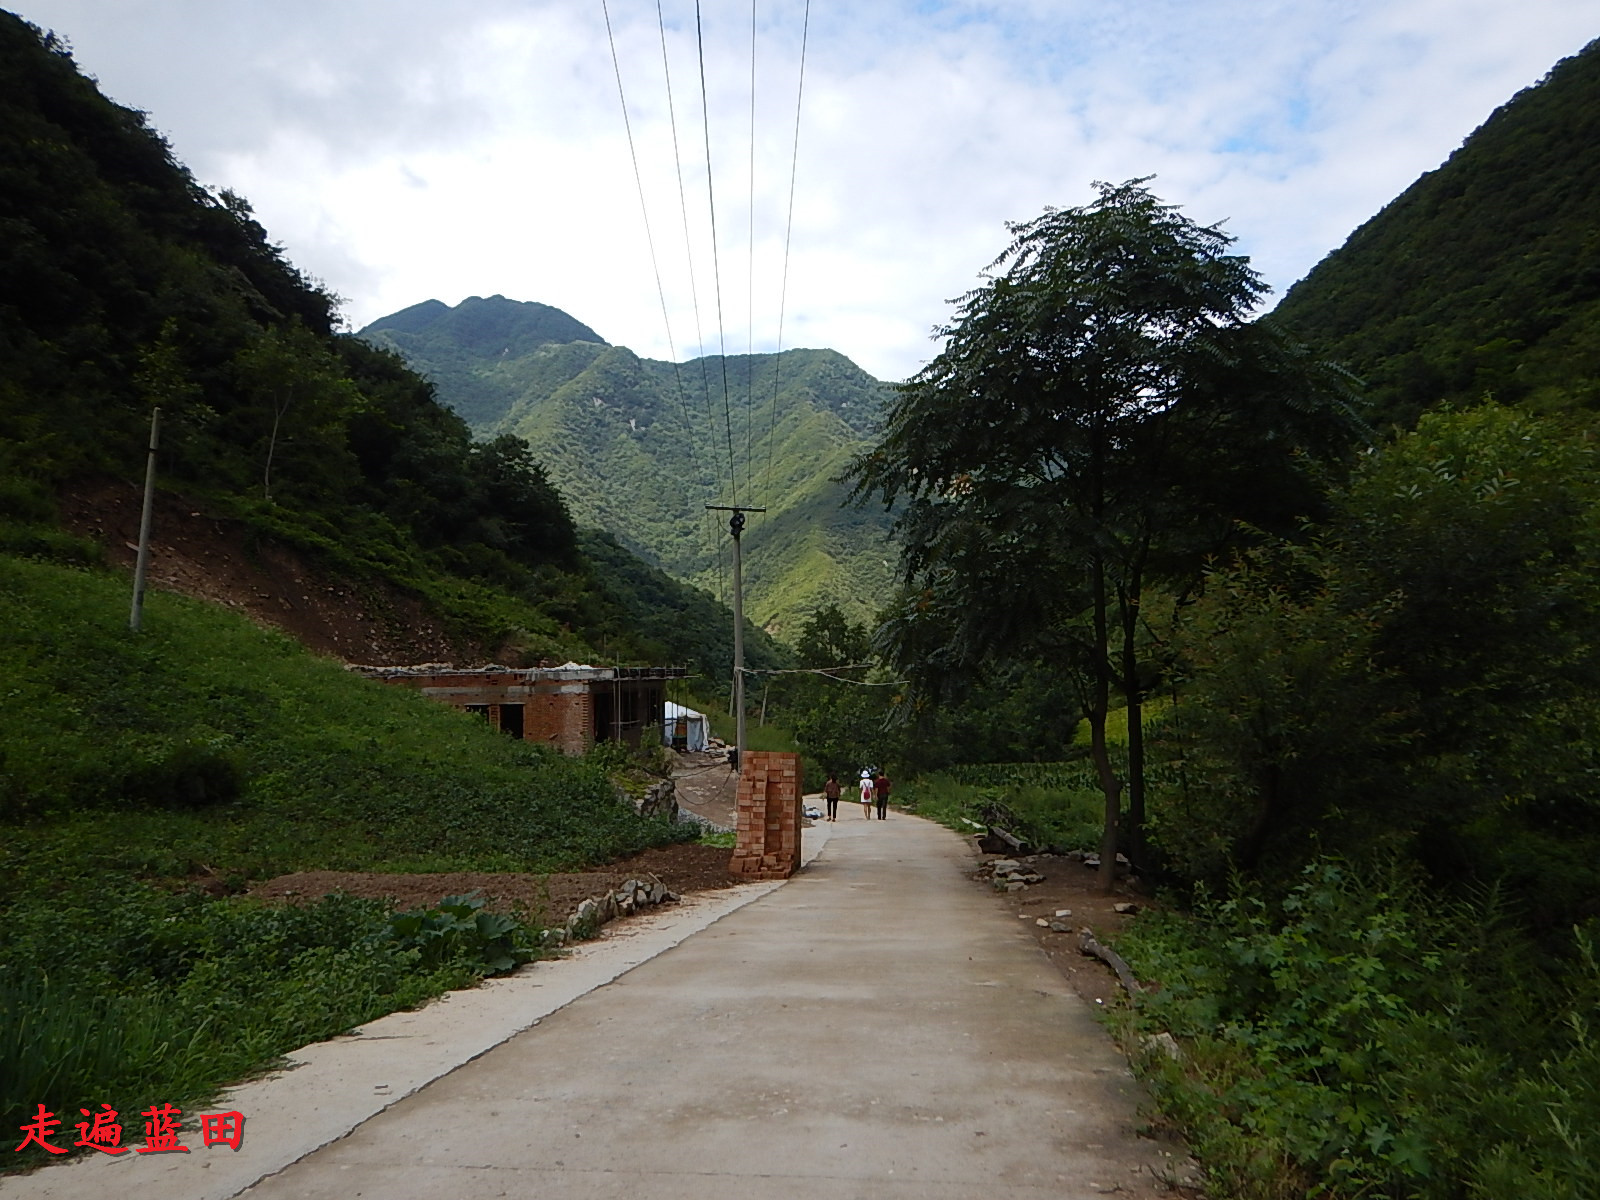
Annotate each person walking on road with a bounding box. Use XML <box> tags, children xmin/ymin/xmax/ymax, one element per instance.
<box><xmin>823</xmin><ymin>773</ymin><xmax>841</xmax><ymax>822</ymax></box>
<box><xmin>873</xmin><ymin>771</ymin><xmax>892</xmax><ymax>820</ymax></box>
<box><xmin>859</xmin><ymin>769</ymin><xmax>874</xmax><ymax>818</ymax></box>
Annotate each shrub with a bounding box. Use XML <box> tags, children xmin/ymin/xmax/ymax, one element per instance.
<box><xmin>1116</xmin><ymin>861</ymin><xmax>1600</xmax><ymax>1199</ymax></box>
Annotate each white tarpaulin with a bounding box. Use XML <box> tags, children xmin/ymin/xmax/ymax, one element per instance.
<box><xmin>663</xmin><ymin>701</ymin><xmax>709</xmax><ymax>753</ymax></box>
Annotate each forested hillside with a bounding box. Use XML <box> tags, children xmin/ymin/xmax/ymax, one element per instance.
<box><xmin>1270</xmin><ymin>36</ymin><xmax>1600</xmax><ymax>425</ymax></box>
<box><xmin>0</xmin><ymin>10</ymin><xmax>779</xmax><ymax>683</ymax></box>
<box><xmin>363</xmin><ymin>297</ymin><xmax>897</xmax><ymax>635</ymax></box>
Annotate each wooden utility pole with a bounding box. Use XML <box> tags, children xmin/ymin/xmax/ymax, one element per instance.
<box><xmin>706</xmin><ymin>504</ymin><xmax>765</xmax><ymax>769</ymax></box>
<box><xmin>129</xmin><ymin>407</ymin><xmax>160</xmax><ymax>632</ymax></box>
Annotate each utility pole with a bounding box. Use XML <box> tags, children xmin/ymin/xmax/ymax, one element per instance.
<box><xmin>129</xmin><ymin>407</ymin><xmax>160</xmax><ymax>633</ymax></box>
<box><xmin>706</xmin><ymin>503</ymin><xmax>765</xmax><ymax>770</ymax></box>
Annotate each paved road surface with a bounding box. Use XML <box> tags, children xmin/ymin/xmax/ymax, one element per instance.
<box><xmin>7</xmin><ymin>815</ymin><xmax>1171</xmax><ymax>1199</ymax></box>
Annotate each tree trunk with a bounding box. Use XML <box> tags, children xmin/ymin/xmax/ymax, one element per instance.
<box><xmin>1119</xmin><ymin>569</ymin><xmax>1146</xmax><ymax>869</ymax></box>
<box><xmin>262</xmin><ymin>385</ymin><xmax>292</xmax><ymax>503</ymax></box>
<box><xmin>1090</xmin><ymin>554</ymin><xmax>1120</xmax><ymax>894</ymax></box>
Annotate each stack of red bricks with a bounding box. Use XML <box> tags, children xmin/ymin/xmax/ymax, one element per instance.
<box><xmin>728</xmin><ymin>751</ymin><xmax>802</xmax><ymax>880</ymax></box>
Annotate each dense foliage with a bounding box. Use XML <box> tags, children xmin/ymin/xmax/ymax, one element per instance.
<box><xmin>1153</xmin><ymin>405</ymin><xmax>1600</xmax><ymax>924</ymax></box>
<box><xmin>1118</xmin><ymin>412</ymin><xmax>1600</xmax><ymax>1199</ymax></box>
<box><xmin>363</xmin><ymin>296</ymin><xmax>898</xmax><ymax>635</ymax></box>
<box><xmin>1271</xmin><ymin>37</ymin><xmax>1600</xmax><ymax>425</ymax></box>
<box><xmin>1118</xmin><ymin>864</ymin><xmax>1600</xmax><ymax>1199</ymax></box>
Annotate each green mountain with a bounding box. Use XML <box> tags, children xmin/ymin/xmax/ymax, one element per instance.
<box><xmin>0</xmin><ymin>9</ymin><xmax>780</xmax><ymax>685</ymax></box>
<box><xmin>364</xmin><ymin>297</ymin><xmax>609</xmax><ymax>428</ymax></box>
<box><xmin>1270</xmin><ymin>37</ymin><xmax>1600</xmax><ymax>425</ymax></box>
<box><xmin>361</xmin><ymin>298</ymin><xmax>897</xmax><ymax>636</ymax></box>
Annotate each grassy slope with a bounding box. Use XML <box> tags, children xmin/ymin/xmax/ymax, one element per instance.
<box><xmin>0</xmin><ymin>554</ymin><xmax>687</xmax><ymax>896</ymax></box>
<box><xmin>0</xmin><ymin>552</ymin><xmax>696</xmax><ymax>1169</ymax></box>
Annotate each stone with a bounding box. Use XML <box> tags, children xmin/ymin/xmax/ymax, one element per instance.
<box><xmin>1113</xmin><ymin>902</ymin><xmax>1140</xmax><ymax>915</ymax></box>
<box><xmin>1035</xmin><ymin>918</ymin><xmax>1049</xmax><ymax>927</ymax></box>
<box><xmin>1054</xmin><ymin>909</ymin><xmax>1073</xmax><ymax>918</ymax></box>
<box><xmin>1048</xmin><ymin>920</ymin><xmax>1073</xmax><ymax>933</ymax></box>
<box><xmin>1139</xmin><ymin>1032</ymin><xmax>1182</xmax><ymax>1061</ymax></box>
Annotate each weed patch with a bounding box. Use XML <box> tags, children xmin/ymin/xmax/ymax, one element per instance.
<box><xmin>1115</xmin><ymin>861</ymin><xmax>1600</xmax><ymax>1199</ymax></box>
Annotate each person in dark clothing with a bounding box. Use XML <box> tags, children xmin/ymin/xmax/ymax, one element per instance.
<box><xmin>873</xmin><ymin>772</ymin><xmax>891</xmax><ymax>820</ymax></box>
<box><xmin>823</xmin><ymin>773</ymin><xmax>841</xmax><ymax>822</ymax></box>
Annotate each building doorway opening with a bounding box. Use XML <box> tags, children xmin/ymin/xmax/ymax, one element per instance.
<box><xmin>499</xmin><ymin>703</ymin><xmax>525</xmax><ymax>739</ymax></box>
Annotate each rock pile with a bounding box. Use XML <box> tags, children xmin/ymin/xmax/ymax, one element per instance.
<box><xmin>983</xmin><ymin>858</ymin><xmax>1046</xmax><ymax>892</ymax></box>
<box><xmin>540</xmin><ymin>874</ymin><xmax>678</xmax><ymax>948</ymax></box>
<box><xmin>629</xmin><ymin>778</ymin><xmax>679</xmax><ymax>820</ymax></box>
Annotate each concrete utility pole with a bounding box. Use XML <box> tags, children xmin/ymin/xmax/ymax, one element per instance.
<box><xmin>707</xmin><ymin>503</ymin><xmax>765</xmax><ymax>770</ymax></box>
<box><xmin>129</xmin><ymin>407</ymin><xmax>160</xmax><ymax>633</ymax></box>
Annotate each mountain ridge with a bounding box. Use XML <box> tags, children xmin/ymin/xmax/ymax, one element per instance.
<box><xmin>361</xmin><ymin>296</ymin><xmax>897</xmax><ymax>635</ymax></box>
<box><xmin>1268</xmin><ymin>36</ymin><xmax>1600</xmax><ymax>424</ymax></box>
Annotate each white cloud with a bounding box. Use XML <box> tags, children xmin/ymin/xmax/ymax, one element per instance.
<box><xmin>10</xmin><ymin>0</ymin><xmax>1597</xmax><ymax>381</ymax></box>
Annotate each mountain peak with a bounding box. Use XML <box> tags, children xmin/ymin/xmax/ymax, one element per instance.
<box><xmin>361</xmin><ymin>296</ymin><xmax>607</xmax><ymax>358</ymax></box>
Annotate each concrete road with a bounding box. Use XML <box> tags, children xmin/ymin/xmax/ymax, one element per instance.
<box><xmin>242</xmin><ymin>814</ymin><xmax>1167</xmax><ymax>1199</ymax></box>
<box><xmin>6</xmin><ymin>814</ymin><xmax>1172</xmax><ymax>1199</ymax></box>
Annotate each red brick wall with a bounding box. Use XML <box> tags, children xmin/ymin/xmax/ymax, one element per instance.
<box><xmin>525</xmin><ymin>689</ymin><xmax>591</xmax><ymax>755</ymax></box>
<box><xmin>729</xmin><ymin>751</ymin><xmax>802</xmax><ymax>880</ymax></box>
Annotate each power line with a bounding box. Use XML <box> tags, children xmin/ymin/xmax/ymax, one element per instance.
<box><xmin>650</xmin><ymin>0</ymin><xmax>724</xmax><ymax>583</ymax></box>
<box><xmin>604</xmin><ymin>0</ymin><xmax>720</xmax><ymax>593</ymax></box>
<box><xmin>762</xmin><ymin>0</ymin><xmax>810</xmax><ymax>506</ymax></box>
<box><xmin>742</xmin><ymin>664</ymin><xmax>908</xmax><ymax>687</ymax></box>
<box><xmin>695</xmin><ymin>0</ymin><xmax>739</xmax><ymax>507</ymax></box>
<box><xmin>744</xmin><ymin>0</ymin><xmax>758</xmax><ymax>504</ymax></box>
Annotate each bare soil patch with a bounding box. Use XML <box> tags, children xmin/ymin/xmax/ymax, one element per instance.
<box><xmin>247</xmin><ymin>842</ymin><xmax>746</xmax><ymax>925</ymax></box>
<box><xmin>669</xmin><ymin>748</ymin><xmax>739</xmax><ymax>827</ymax></box>
<box><xmin>60</xmin><ymin>478</ymin><xmax>481</xmax><ymax>664</ymax></box>
<box><xmin>969</xmin><ymin>848</ymin><xmax>1154</xmax><ymax>1009</ymax></box>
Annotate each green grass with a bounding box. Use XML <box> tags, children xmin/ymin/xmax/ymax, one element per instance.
<box><xmin>898</xmin><ymin>765</ymin><xmax>1104</xmax><ymax>852</ymax></box>
<box><xmin>0</xmin><ymin>553</ymin><xmax>694</xmax><ymax>1168</ymax></box>
<box><xmin>702</xmin><ymin>698</ymin><xmax>803</xmax><ymax>756</ymax></box>
<box><xmin>0</xmin><ymin>555</ymin><xmax>686</xmax><ymax>883</ymax></box>
<box><xmin>1070</xmin><ymin>699</ymin><xmax>1168</xmax><ymax>749</ymax></box>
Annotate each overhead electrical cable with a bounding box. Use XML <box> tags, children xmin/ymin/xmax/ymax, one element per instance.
<box><xmin>600</xmin><ymin>0</ymin><xmax>676</xmax><ymax>366</ymax></box>
<box><xmin>742</xmin><ymin>664</ymin><xmax>909</xmax><ymax>687</ymax></box>
<box><xmin>761</xmin><ymin>0</ymin><xmax>810</xmax><ymax>507</ymax></box>
<box><xmin>649</xmin><ymin>0</ymin><xmax>724</xmax><ymax>587</ymax></box>
<box><xmin>601</xmin><ymin>0</ymin><xmax>720</xmax><ymax>590</ymax></box>
<box><xmin>695</xmin><ymin>0</ymin><xmax>740</xmax><ymax>507</ymax></box>
<box><xmin>745</xmin><ymin>0</ymin><xmax>759</xmax><ymax>503</ymax></box>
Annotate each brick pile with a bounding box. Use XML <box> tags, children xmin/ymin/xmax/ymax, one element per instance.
<box><xmin>728</xmin><ymin>751</ymin><xmax>802</xmax><ymax>880</ymax></box>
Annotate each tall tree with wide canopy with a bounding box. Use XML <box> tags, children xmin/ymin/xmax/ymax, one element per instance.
<box><xmin>850</xmin><ymin>179</ymin><xmax>1360</xmax><ymax>886</ymax></box>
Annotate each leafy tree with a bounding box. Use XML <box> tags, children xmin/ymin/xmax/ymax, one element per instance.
<box><xmin>1159</xmin><ymin>404</ymin><xmax>1600</xmax><ymax>920</ymax></box>
<box><xmin>850</xmin><ymin>179</ymin><xmax>1360</xmax><ymax>886</ymax></box>
<box><xmin>783</xmin><ymin>604</ymin><xmax>899</xmax><ymax>779</ymax></box>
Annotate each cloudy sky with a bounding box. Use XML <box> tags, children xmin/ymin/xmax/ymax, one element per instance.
<box><xmin>12</xmin><ymin>1</ymin><xmax>1595</xmax><ymax>382</ymax></box>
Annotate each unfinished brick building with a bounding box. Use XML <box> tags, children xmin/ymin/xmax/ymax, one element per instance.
<box><xmin>353</xmin><ymin>663</ymin><xmax>686</xmax><ymax>756</ymax></box>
